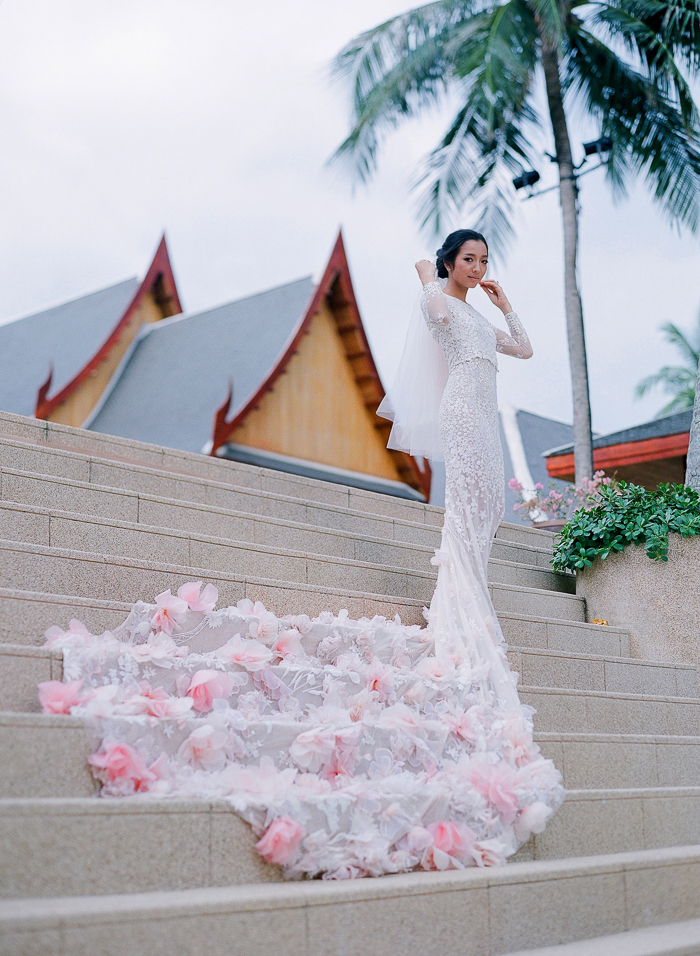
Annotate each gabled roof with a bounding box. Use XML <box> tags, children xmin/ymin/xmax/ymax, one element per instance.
<box><xmin>89</xmin><ymin>276</ymin><xmax>315</xmax><ymax>453</ymax></box>
<box><xmin>0</xmin><ymin>279</ymin><xmax>138</xmax><ymax>418</ymax></box>
<box><xmin>36</xmin><ymin>236</ymin><xmax>181</xmax><ymax>421</ymax></box>
<box><xmin>212</xmin><ymin>232</ymin><xmax>431</xmax><ymax>498</ymax></box>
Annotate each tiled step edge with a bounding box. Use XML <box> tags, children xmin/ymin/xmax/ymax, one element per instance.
<box><xmin>0</xmin><ymin>845</ymin><xmax>698</xmax><ymax>956</ymax></box>
<box><xmin>500</xmin><ymin>917</ymin><xmax>700</xmax><ymax>956</ymax></box>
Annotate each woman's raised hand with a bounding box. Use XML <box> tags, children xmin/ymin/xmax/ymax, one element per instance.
<box><xmin>415</xmin><ymin>259</ymin><xmax>437</xmax><ymax>285</ymax></box>
<box><xmin>479</xmin><ymin>279</ymin><xmax>513</xmax><ymax>314</ymax></box>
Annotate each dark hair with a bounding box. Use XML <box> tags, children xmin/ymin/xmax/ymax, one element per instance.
<box><xmin>436</xmin><ymin>229</ymin><xmax>488</xmax><ymax>279</ymax></box>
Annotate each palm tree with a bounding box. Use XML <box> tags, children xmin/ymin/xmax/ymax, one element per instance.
<box><xmin>331</xmin><ymin>0</ymin><xmax>700</xmax><ymax>483</ymax></box>
<box><xmin>635</xmin><ymin>313</ymin><xmax>700</xmax><ymax>417</ymax></box>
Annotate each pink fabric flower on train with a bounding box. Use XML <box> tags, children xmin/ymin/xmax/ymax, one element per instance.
<box><xmin>248</xmin><ymin>610</ymin><xmax>279</xmax><ymax>644</ymax></box>
<box><xmin>255</xmin><ymin>816</ymin><xmax>305</xmax><ymax>866</ymax></box>
<box><xmin>501</xmin><ymin>715</ymin><xmax>535</xmax><ymax>766</ymax></box>
<box><xmin>44</xmin><ymin>619</ymin><xmax>92</xmax><ymax>649</ymax></box>
<box><xmin>177</xmin><ymin>581</ymin><xmax>218</xmax><ymax>612</ymax></box>
<box><xmin>289</xmin><ymin>726</ymin><xmax>336</xmax><ymax>772</ymax></box>
<box><xmin>366</xmin><ymin>659</ymin><xmax>394</xmax><ymax>700</ymax></box>
<box><xmin>182</xmin><ymin>669</ymin><xmax>235</xmax><ymax>713</ymax></box>
<box><xmin>272</xmin><ymin>628</ymin><xmax>305</xmax><ymax>659</ymax></box>
<box><xmin>468</xmin><ymin>761</ymin><xmax>519</xmax><ymax>824</ymax></box>
<box><xmin>151</xmin><ymin>590</ymin><xmax>189</xmax><ymax>636</ymax></box>
<box><xmin>88</xmin><ymin>741</ymin><xmax>155</xmax><ymax>793</ymax></box>
<box><xmin>119</xmin><ymin>681</ymin><xmax>194</xmax><ymax>719</ymax></box>
<box><xmin>471</xmin><ymin>837</ymin><xmax>509</xmax><ymax>867</ymax></box>
<box><xmin>178</xmin><ymin>724</ymin><xmax>230</xmax><ymax>771</ymax></box>
<box><xmin>415</xmin><ymin>656</ymin><xmax>455</xmax><ymax>683</ymax></box>
<box><xmin>38</xmin><ymin>679</ymin><xmax>91</xmax><ymax>714</ymax></box>
<box><xmin>420</xmin><ymin>821</ymin><xmax>476</xmax><ymax>869</ymax></box>
<box><xmin>216</xmin><ymin>635</ymin><xmax>273</xmax><ymax>671</ymax></box>
<box><xmin>445</xmin><ymin>705</ymin><xmax>481</xmax><ymax>742</ymax></box>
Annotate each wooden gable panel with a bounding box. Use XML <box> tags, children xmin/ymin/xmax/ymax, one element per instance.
<box><xmin>37</xmin><ymin>236</ymin><xmax>182</xmax><ymax>428</ymax></box>
<box><xmin>228</xmin><ymin>300</ymin><xmax>403</xmax><ymax>482</ymax></box>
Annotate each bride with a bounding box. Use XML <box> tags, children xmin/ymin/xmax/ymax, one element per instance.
<box><xmin>39</xmin><ymin>229</ymin><xmax>564</xmax><ymax>880</ymax></box>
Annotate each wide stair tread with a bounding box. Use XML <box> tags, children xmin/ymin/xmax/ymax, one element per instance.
<box><xmin>0</xmin><ymin>497</ymin><xmax>573</xmax><ymax>597</ymax></box>
<box><xmin>0</xmin><ymin>846</ymin><xmax>699</xmax><ymax>956</ymax></box>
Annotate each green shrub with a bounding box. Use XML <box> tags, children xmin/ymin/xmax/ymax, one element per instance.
<box><xmin>551</xmin><ymin>482</ymin><xmax>700</xmax><ymax>572</ymax></box>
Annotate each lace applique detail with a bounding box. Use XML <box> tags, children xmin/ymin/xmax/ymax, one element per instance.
<box><xmin>494</xmin><ymin>312</ymin><xmax>532</xmax><ymax>359</ymax></box>
<box><xmin>420</xmin><ymin>284</ymin><xmax>498</xmax><ymax>371</ymax></box>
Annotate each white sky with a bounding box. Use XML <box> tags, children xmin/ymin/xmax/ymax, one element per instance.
<box><xmin>0</xmin><ymin>0</ymin><xmax>698</xmax><ymax>436</ymax></box>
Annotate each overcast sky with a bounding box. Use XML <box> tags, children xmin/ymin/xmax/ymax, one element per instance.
<box><xmin>0</xmin><ymin>0</ymin><xmax>699</xmax><ymax>436</ymax></box>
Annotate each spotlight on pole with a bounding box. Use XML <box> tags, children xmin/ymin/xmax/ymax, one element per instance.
<box><xmin>512</xmin><ymin>170</ymin><xmax>540</xmax><ymax>191</ymax></box>
<box><xmin>583</xmin><ymin>136</ymin><xmax>613</xmax><ymax>158</ymax></box>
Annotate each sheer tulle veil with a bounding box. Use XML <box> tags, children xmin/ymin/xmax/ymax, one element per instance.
<box><xmin>377</xmin><ymin>279</ymin><xmax>449</xmax><ymax>461</ymax></box>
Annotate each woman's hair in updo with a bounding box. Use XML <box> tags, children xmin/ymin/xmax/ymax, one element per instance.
<box><xmin>436</xmin><ymin>229</ymin><xmax>488</xmax><ymax>278</ymax></box>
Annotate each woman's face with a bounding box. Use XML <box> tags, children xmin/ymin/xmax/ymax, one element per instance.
<box><xmin>446</xmin><ymin>240</ymin><xmax>488</xmax><ymax>288</ymax></box>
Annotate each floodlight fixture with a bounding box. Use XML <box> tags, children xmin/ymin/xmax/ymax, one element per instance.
<box><xmin>512</xmin><ymin>170</ymin><xmax>540</xmax><ymax>191</ymax></box>
<box><xmin>583</xmin><ymin>136</ymin><xmax>613</xmax><ymax>157</ymax></box>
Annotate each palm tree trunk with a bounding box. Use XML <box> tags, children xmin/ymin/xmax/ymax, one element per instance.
<box><xmin>541</xmin><ymin>41</ymin><xmax>594</xmax><ymax>483</ymax></box>
<box><xmin>685</xmin><ymin>359</ymin><xmax>700</xmax><ymax>490</ymax></box>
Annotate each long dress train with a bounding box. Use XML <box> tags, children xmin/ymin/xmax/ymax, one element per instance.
<box><xmin>39</xmin><ymin>282</ymin><xmax>564</xmax><ymax>879</ymax></box>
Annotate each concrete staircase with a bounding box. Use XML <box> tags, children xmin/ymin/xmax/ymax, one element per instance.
<box><xmin>0</xmin><ymin>409</ymin><xmax>698</xmax><ymax>956</ymax></box>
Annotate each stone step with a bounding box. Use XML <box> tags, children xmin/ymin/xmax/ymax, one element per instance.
<box><xmin>0</xmin><ymin>501</ymin><xmax>573</xmax><ymax>602</ymax></box>
<box><xmin>501</xmin><ymin>918</ymin><xmax>700</xmax><ymax>956</ymax></box>
<box><xmin>0</xmin><ymin>412</ymin><xmax>556</xmax><ymax>552</ymax></box>
<box><xmin>0</xmin><ymin>589</ymin><xmax>131</xmax><ymax>645</ymax></box>
<box><xmin>523</xmin><ymin>786</ymin><xmax>700</xmax><ymax>862</ymax></box>
<box><xmin>0</xmin><ymin>540</ymin><xmax>584</xmax><ymax>625</ymax></box>
<box><xmin>0</xmin><ymin>431</ymin><xmax>448</xmax><ymax>539</ymax></box>
<box><xmin>1</xmin><ymin>641</ymin><xmax>694</xmax><ymax>715</ymax></box>
<box><xmin>0</xmin><ymin>426</ymin><xmax>554</xmax><ymax>559</ymax></box>
<box><xmin>0</xmin><ymin>845</ymin><xmax>698</xmax><ymax>955</ymax></box>
<box><xmin>537</xmin><ymin>733</ymin><xmax>700</xmax><ymax>790</ymax></box>
<box><xmin>511</xmin><ymin>648</ymin><xmax>698</xmax><ymax>699</ymax></box>
<box><xmin>0</xmin><ymin>412</ymin><xmax>444</xmax><ymax>524</ymax></box>
<box><xmin>1</xmin><ymin>787</ymin><xmax>699</xmax><ymax>900</ymax></box>
<box><xmin>3</xmin><ymin>713</ymin><xmax>700</xmax><ymax>801</ymax></box>
<box><xmin>0</xmin><ymin>466</ymin><xmax>557</xmax><ymax>572</ymax></box>
<box><xmin>521</xmin><ymin>686</ymin><xmax>700</xmax><ymax>736</ymax></box>
<box><xmin>499</xmin><ymin>613</ymin><xmax>631</xmax><ymax>657</ymax></box>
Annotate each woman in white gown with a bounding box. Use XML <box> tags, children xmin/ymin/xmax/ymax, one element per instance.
<box><xmin>39</xmin><ymin>229</ymin><xmax>564</xmax><ymax>880</ymax></box>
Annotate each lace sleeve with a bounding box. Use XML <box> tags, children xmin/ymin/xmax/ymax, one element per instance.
<box><xmin>493</xmin><ymin>312</ymin><xmax>533</xmax><ymax>359</ymax></box>
<box><xmin>420</xmin><ymin>281</ymin><xmax>450</xmax><ymax>328</ymax></box>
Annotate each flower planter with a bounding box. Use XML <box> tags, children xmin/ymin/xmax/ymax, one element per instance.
<box><xmin>576</xmin><ymin>533</ymin><xmax>700</xmax><ymax>670</ymax></box>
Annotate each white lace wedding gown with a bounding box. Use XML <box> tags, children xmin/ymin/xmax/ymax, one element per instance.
<box><xmin>39</xmin><ymin>282</ymin><xmax>564</xmax><ymax>880</ymax></box>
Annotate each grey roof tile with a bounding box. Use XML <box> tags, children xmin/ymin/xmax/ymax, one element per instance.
<box><xmin>0</xmin><ymin>279</ymin><xmax>138</xmax><ymax>418</ymax></box>
<box><xmin>89</xmin><ymin>277</ymin><xmax>314</xmax><ymax>453</ymax></box>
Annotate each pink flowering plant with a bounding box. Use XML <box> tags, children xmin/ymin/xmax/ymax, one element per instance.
<box><xmin>508</xmin><ymin>471</ymin><xmax>613</xmax><ymax>524</ymax></box>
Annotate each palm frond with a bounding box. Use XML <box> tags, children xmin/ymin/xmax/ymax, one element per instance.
<box><xmin>330</xmin><ymin>0</ymin><xmax>484</xmax><ymax>181</ymax></box>
<box><xmin>660</xmin><ymin>320</ymin><xmax>700</xmax><ymax>366</ymax></box>
<box><xmin>654</xmin><ymin>389</ymin><xmax>696</xmax><ymax>415</ymax></box>
<box><xmin>566</xmin><ymin>26</ymin><xmax>700</xmax><ymax>232</ymax></box>
<box><xmin>414</xmin><ymin>0</ymin><xmax>541</xmax><ymax>250</ymax></box>
<box><xmin>591</xmin><ymin>0</ymin><xmax>699</xmax><ymax>125</ymax></box>
<box><xmin>635</xmin><ymin>364</ymin><xmax>697</xmax><ymax>396</ymax></box>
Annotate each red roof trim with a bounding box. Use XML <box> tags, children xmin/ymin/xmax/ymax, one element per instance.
<box><xmin>211</xmin><ymin>231</ymin><xmax>431</xmax><ymax>498</ymax></box>
<box><xmin>36</xmin><ymin>235</ymin><xmax>182</xmax><ymax>420</ymax></box>
<box><xmin>546</xmin><ymin>431</ymin><xmax>690</xmax><ymax>479</ymax></box>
